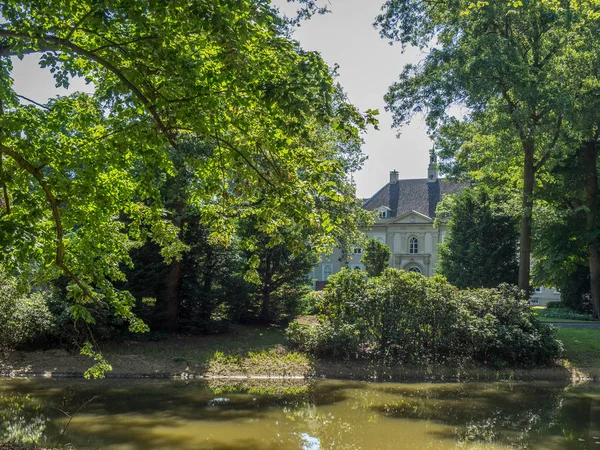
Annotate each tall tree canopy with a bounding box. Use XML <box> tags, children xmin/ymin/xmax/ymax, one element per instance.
<box><xmin>0</xmin><ymin>0</ymin><xmax>374</xmax><ymax>372</ymax></box>
<box><xmin>376</xmin><ymin>0</ymin><xmax>588</xmax><ymax>293</ymax></box>
<box><xmin>436</xmin><ymin>186</ymin><xmax>519</xmax><ymax>289</ymax></box>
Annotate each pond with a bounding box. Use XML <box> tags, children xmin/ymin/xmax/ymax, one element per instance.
<box><xmin>0</xmin><ymin>378</ymin><xmax>599</xmax><ymax>449</ymax></box>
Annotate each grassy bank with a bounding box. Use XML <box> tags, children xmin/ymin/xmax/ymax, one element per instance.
<box><xmin>1</xmin><ymin>324</ymin><xmax>599</xmax><ymax>381</ymax></box>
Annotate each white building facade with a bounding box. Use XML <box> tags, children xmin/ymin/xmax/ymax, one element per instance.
<box><xmin>312</xmin><ymin>152</ymin><xmax>465</xmax><ymax>289</ymax></box>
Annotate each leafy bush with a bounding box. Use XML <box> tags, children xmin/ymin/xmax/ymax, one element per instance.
<box><xmin>285</xmin><ymin>319</ymin><xmax>362</xmax><ymax>358</ymax></box>
<box><xmin>298</xmin><ymin>290</ymin><xmax>324</xmax><ymax>315</ymax></box>
<box><xmin>546</xmin><ymin>301</ymin><xmax>562</xmax><ymax>309</ymax></box>
<box><xmin>458</xmin><ymin>285</ymin><xmax>563</xmax><ymax>367</ymax></box>
<box><xmin>535</xmin><ymin>306</ymin><xmax>593</xmax><ymax>321</ymax></box>
<box><xmin>286</xmin><ymin>268</ymin><xmax>562</xmax><ymax>367</ymax></box>
<box><xmin>0</xmin><ymin>268</ymin><xmax>53</xmax><ymax>351</ymax></box>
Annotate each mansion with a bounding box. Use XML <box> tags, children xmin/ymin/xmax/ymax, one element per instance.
<box><xmin>312</xmin><ymin>151</ymin><xmax>465</xmax><ymax>289</ymax></box>
<box><xmin>311</xmin><ymin>151</ymin><xmax>559</xmax><ymax>305</ymax></box>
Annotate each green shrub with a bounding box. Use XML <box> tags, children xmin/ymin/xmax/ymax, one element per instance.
<box><xmin>536</xmin><ymin>306</ymin><xmax>593</xmax><ymax>321</ymax></box>
<box><xmin>459</xmin><ymin>285</ymin><xmax>562</xmax><ymax>367</ymax></box>
<box><xmin>298</xmin><ymin>290</ymin><xmax>324</xmax><ymax>315</ymax></box>
<box><xmin>286</xmin><ymin>269</ymin><xmax>563</xmax><ymax>368</ymax></box>
<box><xmin>285</xmin><ymin>319</ymin><xmax>361</xmax><ymax>358</ymax></box>
<box><xmin>0</xmin><ymin>268</ymin><xmax>53</xmax><ymax>351</ymax></box>
<box><xmin>546</xmin><ymin>301</ymin><xmax>562</xmax><ymax>309</ymax></box>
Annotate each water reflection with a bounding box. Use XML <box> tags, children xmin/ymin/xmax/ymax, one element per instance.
<box><xmin>0</xmin><ymin>378</ymin><xmax>598</xmax><ymax>449</ymax></box>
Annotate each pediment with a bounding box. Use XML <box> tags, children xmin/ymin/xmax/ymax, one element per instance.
<box><xmin>387</xmin><ymin>210</ymin><xmax>433</xmax><ymax>224</ymax></box>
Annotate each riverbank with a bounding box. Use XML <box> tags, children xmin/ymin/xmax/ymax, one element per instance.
<box><xmin>1</xmin><ymin>325</ymin><xmax>599</xmax><ymax>382</ymax></box>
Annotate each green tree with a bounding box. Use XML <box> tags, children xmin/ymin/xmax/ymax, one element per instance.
<box><xmin>361</xmin><ymin>238</ymin><xmax>391</xmax><ymax>277</ymax></box>
<box><xmin>376</xmin><ymin>0</ymin><xmax>577</xmax><ymax>293</ymax></box>
<box><xmin>240</xmin><ymin>217</ymin><xmax>318</xmax><ymax>324</ymax></box>
<box><xmin>0</xmin><ymin>1</ymin><xmax>374</xmax><ymax>370</ymax></box>
<box><xmin>436</xmin><ymin>187</ymin><xmax>519</xmax><ymax>289</ymax></box>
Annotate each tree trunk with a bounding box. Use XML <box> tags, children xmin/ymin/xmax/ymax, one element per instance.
<box><xmin>259</xmin><ymin>286</ymin><xmax>271</xmax><ymax>324</ymax></box>
<box><xmin>581</xmin><ymin>139</ymin><xmax>600</xmax><ymax>319</ymax></box>
<box><xmin>164</xmin><ymin>259</ymin><xmax>182</xmax><ymax>331</ymax></box>
<box><xmin>518</xmin><ymin>139</ymin><xmax>535</xmax><ymax>295</ymax></box>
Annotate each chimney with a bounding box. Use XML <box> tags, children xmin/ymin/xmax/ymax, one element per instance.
<box><xmin>428</xmin><ymin>148</ymin><xmax>438</xmax><ymax>183</ymax></box>
<box><xmin>389</xmin><ymin>169</ymin><xmax>399</xmax><ymax>184</ymax></box>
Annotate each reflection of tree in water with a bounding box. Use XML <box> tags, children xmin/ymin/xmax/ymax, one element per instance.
<box><xmin>371</xmin><ymin>383</ymin><xmax>592</xmax><ymax>449</ymax></box>
<box><xmin>0</xmin><ymin>379</ymin><xmax>597</xmax><ymax>450</ymax></box>
<box><xmin>0</xmin><ymin>392</ymin><xmax>48</xmax><ymax>445</ymax></box>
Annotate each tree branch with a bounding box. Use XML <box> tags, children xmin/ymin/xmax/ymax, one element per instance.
<box><xmin>534</xmin><ymin>114</ymin><xmax>563</xmax><ymax>173</ymax></box>
<box><xmin>213</xmin><ymin>135</ymin><xmax>277</xmax><ymax>189</ymax></box>
<box><xmin>16</xmin><ymin>94</ymin><xmax>50</xmax><ymax>110</ymax></box>
<box><xmin>0</xmin><ymin>29</ymin><xmax>177</xmax><ymax>149</ymax></box>
<box><xmin>0</xmin><ymin>143</ymin><xmax>95</xmax><ymax>300</ymax></box>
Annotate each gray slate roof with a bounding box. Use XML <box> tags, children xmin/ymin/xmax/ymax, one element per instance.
<box><xmin>362</xmin><ymin>179</ymin><xmax>467</xmax><ymax>219</ymax></box>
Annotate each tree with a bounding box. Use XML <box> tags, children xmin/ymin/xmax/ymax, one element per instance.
<box><xmin>0</xmin><ymin>0</ymin><xmax>374</xmax><ymax>371</ymax></box>
<box><xmin>240</xmin><ymin>217</ymin><xmax>318</xmax><ymax>324</ymax></box>
<box><xmin>361</xmin><ymin>238</ymin><xmax>391</xmax><ymax>277</ymax></box>
<box><xmin>377</xmin><ymin>0</ymin><xmax>577</xmax><ymax>293</ymax></box>
<box><xmin>436</xmin><ymin>187</ymin><xmax>519</xmax><ymax>289</ymax></box>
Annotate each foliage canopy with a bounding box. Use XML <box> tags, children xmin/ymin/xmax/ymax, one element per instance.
<box><xmin>0</xmin><ymin>0</ymin><xmax>374</xmax><ymax>371</ymax></box>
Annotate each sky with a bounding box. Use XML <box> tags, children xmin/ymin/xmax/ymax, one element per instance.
<box><xmin>274</xmin><ymin>0</ymin><xmax>432</xmax><ymax>198</ymax></box>
<box><xmin>10</xmin><ymin>0</ymin><xmax>431</xmax><ymax>199</ymax></box>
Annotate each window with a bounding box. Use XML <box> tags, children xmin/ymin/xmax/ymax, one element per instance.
<box><xmin>378</xmin><ymin>210</ymin><xmax>387</xmax><ymax>219</ymax></box>
<box><xmin>323</xmin><ymin>265</ymin><xmax>332</xmax><ymax>280</ymax></box>
<box><xmin>530</xmin><ymin>298</ymin><xmax>539</xmax><ymax>305</ymax></box>
<box><xmin>409</xmin><ymin>237</ymin><xmax>418</xmax><ymax>254</ymax></box>
<box><xmin>375</xmin><ymin>236</ymin><xmax>385</xmax><ymax>244</ymax></box>
<box><xmin>352</xmin><ymin>265</ymin><xmax>363</xmax><ymax>272</ymax></box>
<box><xmin>534</xmin><ymin>287</ymin><xmax>542</xmax><ymax>293</ymax></box>
<box><xmin>407</xmin><ymin>266</ymin><xmax>422</xmax><ymax>274</ymax></box>
<box><xmin>354</xmin><ymin>248</ymin><xmax>362</xmax><ymax>254</ymax></box>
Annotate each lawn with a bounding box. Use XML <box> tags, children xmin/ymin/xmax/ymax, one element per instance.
<box><xmin>556</xmin><ymin>327</ymin><xmax>600</xmax><ymax>368</ymax></box>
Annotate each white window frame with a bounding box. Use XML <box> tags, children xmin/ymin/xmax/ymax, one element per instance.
<box><xmin>323</xmin><ymin>264</ymin><xmax>333</xmax><ymax>280</ymax></box>
<box><xmin>409</xmin><ymin>236</ymin><xmax>418</xmax><ymax>254</ymax></box>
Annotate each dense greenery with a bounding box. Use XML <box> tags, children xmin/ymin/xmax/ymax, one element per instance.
<box><xmin>0</xmin><ymin>266</ymin><xmax>53</xmax><ymax>352</ymax></box>
<box><xmin>287</xmin><ymin>268</ymin><xmax>562</xmax><ymax>367</ymax></box>
<box><xmin>377</xmin><ymin>0</ymin><xmax>600</xmax><ymax>314</ymax></box>
<box><xmin>0</xmin><ymin>0</ymin><xmax>375</xmax><ymax>372</ymax></box>
<box><xmin>436</xmin><ymin>187</ymin><xmax>519</xmax><ymax>289</ymax></box>
<box><xmin>361</xmin><ymin>238</ymin><xmax>391</xmax><ymax>277</ymax></box>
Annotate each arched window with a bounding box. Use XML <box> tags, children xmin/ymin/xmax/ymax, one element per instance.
<box><xmin>407</xmin><ymin>266</ymin><xmax>422</xmax><ymax>274</ymax></box>
<box><xmin>323</xmin><ymin>265</ymin><xmax>332</xmax><ymax>280</ymax></box>
<box><xmin>409</xmin><ymin>237</ymin><xmax>418</xmax><ymax>254</ymax></box>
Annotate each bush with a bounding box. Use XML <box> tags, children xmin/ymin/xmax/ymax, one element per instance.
<box><xmin>535</xmin><ymin>306</ymin><xmax>593</xmax><ymax>321</ymax></box>
<box><xmin>286</xmin><ymin>268</ymin><xmax>563</xmax><ymax>368</ymax></box>
<box><xmin>285</xmin><ymin>319</ymin><xmax>362</xmax><ymax>358</ymax></box>
<box><xmin>546</xmin><ymin>301</ymin><xmax>562</xmax><ymax>309</ymax></box>
<box><xmin>0</xmin><ymin>267</ymin><xmax>53</xmax><ymax>351</ymax></box>
<box><xmin>298</xmin><ymin>290</ymin><xmax>324</xmax><ymax>316</ymax></box>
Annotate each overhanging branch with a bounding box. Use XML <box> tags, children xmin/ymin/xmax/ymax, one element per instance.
<box><xmin>0</xmin><ymin>29</ymin><xmax>177</xmax><ymax>149</ymax></box>
<box><xmin>0</xmin><ymin>143</ymin><xmax>94</xmax><ymax>299</ymax></box>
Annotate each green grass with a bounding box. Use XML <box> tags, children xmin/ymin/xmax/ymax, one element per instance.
<box><xmin>107</xmin><ymin>325</ymin><xmax>312</xmax><ymax>376</ymax></box>
<box><xmin>557</xmin><ymin>327</ymin><xmax>600</xmax><ymax>367</ymax></box>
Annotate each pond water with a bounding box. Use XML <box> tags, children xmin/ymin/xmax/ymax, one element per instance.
<box><xmin>0</xmin><ymin>378</ymin><xmax>599</xmax><ymax>449</ymax></box>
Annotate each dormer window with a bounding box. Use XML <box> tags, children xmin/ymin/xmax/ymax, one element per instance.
<box><xmin>375</xmin><ymin>206</ymin><xmax>391</xmax><ymax>219</ymax></box>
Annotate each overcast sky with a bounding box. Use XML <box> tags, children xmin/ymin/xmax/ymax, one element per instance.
<box><xmin>275</xmin><ymin>0</ymin><xmax>432</xmax><ymax>198</ymax></box>
<box><xmin>11</xmin><ymin>0</ymin><xmax>430</xmax><ymax>199</ymax></box>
